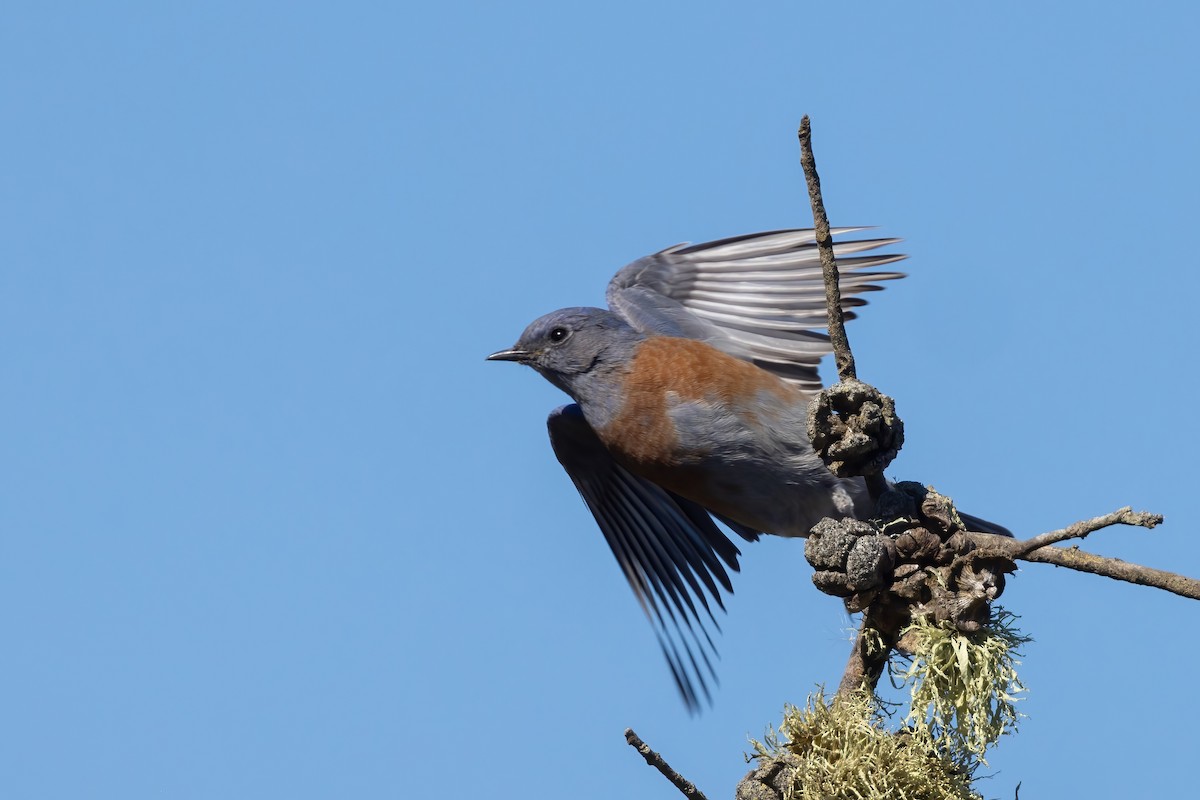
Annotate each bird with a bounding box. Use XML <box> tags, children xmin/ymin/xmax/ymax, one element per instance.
<box><xmin>488</xmin><ymin>228</ymin><xmax>1006</xmax><ymax>710</ymax></box>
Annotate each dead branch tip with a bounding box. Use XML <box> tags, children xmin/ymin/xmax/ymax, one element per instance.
<box><xmin>625</xmin><ymin>728</ymin><xmax>710</xmax><ymax>800</ymax></box>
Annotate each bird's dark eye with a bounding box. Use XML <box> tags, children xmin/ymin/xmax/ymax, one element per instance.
<box><xmin>548</xmin><ymin>327</ymin><xmax>570</xmax><ymax>344</ymax></box>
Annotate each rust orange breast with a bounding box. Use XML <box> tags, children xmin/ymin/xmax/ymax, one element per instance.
<box><xmin>596</xmin><ymin>336</ymin><xmax>797</xmax><ymax>470</ymax></box>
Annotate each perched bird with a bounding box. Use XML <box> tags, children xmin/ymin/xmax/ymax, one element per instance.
<box><xmin>488</xmin><ymin>228</ymin><xmax>1003</xmax><ymax>709</ymax></box>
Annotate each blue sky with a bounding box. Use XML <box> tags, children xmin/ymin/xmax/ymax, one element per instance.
<box><xmin>2</xmin><ymin>2</ymin><xmax>1197</xmax><ymax>798</ymax></box>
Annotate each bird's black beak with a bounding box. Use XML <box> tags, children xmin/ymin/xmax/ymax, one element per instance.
<box><xmin>486</xmin><ymin>347</ymin><xmax>532</xmax><ymax>363</ymax></box>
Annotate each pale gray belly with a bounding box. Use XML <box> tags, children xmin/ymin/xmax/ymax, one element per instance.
<box><xmin>664</xmin><ymin>394</ymin><xmax>871</xmax><ymax>536</ymax></box>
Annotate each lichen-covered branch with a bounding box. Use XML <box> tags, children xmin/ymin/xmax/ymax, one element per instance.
<box><xmin>624</xmin><ymin>728</ymin><xmax>709</xmax><ymax>800</ymax></box>
<box><xmin>810</xmin><ymin>490</ymin><xmax>1198</xmax><ymax>703</ymax></box>
<box><xmin>742</xmin><ymin>692</ymin><xmax>982</xmax><ymax>800</ymax></box>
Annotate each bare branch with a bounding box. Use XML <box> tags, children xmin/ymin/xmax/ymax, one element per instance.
<box><xmin>837</xmin><ymin>607</ymin><xmax>905</xmax><ymax>697</ymax></box>
<box><xmin>1009</xmin><ymin>506</ymin><xmax>1162</xmax><ymax>558</ymax></box>
<box><xmin>1019</xmin><ymin>545</ymin><xmax>1200</xmax><ymax>600</ymax></box>
<box><xmin>962</xmin><ymin>508</ymin><xmax>1200</xmax><ymax>600</ymax></box>
<box><xmin>838</xmin><ymin>618</ymin><xmax>874</xmax><ymax>696</ymax></box>
<box><xmin>624</xmin><ymin>728</ymin><xmax>709</xmax><ymax>800</ymax></box>
<box><xmin>798</xmin><ymin>115</ymin><xmax>856</xmax><ymax>383</ymax></box>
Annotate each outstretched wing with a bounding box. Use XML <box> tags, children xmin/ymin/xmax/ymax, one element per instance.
<box><xmin>606</xmin><ymin>228</ymin><xmax>905</xmax><ymax>391</ymax></box>
<box><xmin>546</xmin><ymin>404</ymin><xmax>757</xmax><ymax>711</ymax></box>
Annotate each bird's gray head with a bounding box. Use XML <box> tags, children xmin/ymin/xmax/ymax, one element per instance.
<box><xmin>487</xmin><ymin>307</ymin><xmax>644</xmax><ymax>402</ymax></box>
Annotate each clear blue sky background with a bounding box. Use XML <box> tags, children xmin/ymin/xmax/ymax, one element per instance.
<box><xmin>2</xmin><ymin>3</ymin><xmax>1197</xmax><ymax>798</ymax></box>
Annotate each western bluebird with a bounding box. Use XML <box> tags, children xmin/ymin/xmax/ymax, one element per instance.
<box><xmin>488</xmin><ymin>228</ymin><xmax>1006</xmax><ymax>709</ymax></box>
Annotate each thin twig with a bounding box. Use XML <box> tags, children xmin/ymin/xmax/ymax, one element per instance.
<box><xmin>798</xmin><ymin>115</ymin><xmax>856</xmax><ymax>383</ymax></box>
<box><xmin>963</xmin><ymin>507</ymin><xmax>1200</xmax><ymax>601</ymax></box>
<box><xmin>624</xmin><ymin>728</ymin><xmax>709</xmax><ymax>800</ymax></box>
<box><xmin>799</xmin><ymin>116</ymin><xmax>890</xmax><ymax>498</ymax></box>
<box><xmin>1009</xmin><ymin>506</ymin><xmax>1162</xmax><ymax>558</ymax></box>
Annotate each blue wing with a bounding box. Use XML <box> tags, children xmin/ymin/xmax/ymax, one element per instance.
<box><xmin>606</xmin><ymin>228</ymin><xmax>905</xmax><ymax>391</ymax></box>
<box><xmin>546</xmin><ymin>404</ymin><xmax>757</xmax><ymax>711</ymax></box>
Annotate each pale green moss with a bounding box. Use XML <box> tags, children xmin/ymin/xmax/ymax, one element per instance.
<box><xmin>750</xmin><ymin>611</ymin><xmax>1029</xmax><ymax>798</ymax></box>
<box><xmin>752</xmin><ymin>692</ymin><xmax>980</xmax><ymax>800</ymax></box>
<box><xmin>900</xmin><ymin>608</ymin><xmax>1030</xmax><ymax>765</ymax></box>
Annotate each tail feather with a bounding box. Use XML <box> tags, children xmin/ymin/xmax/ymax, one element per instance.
<box><xmin>959</xmin><ymin>512</ymin><xmax>1012</xmax><ymax>537</ymax></box>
